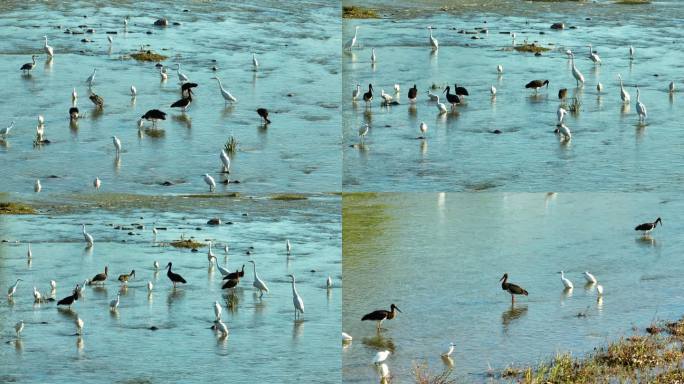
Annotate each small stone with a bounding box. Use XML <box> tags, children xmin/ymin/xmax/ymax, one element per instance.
<box><xmin>146</xmin><ymin>31</ymin><xmax>153</xmax><ymax>35</ymax></box>
<box><xmin>207</xmin><ymin>218</ymin><xmax>221</xmax><ymax>225</ymax></box>
<box><xmin>550</xmin><ymin>22</ymin><xmax>564</xmax><ymax>30</ymax></box>
<box><xmin>191</xmin><ymin>248</ymin><xmax>198</xmax><ymax>252</ymax></box>
<box><xmin>154</xmin><ymin>18</ymin><xmax>169</xmax><ymax>27</ymax></box>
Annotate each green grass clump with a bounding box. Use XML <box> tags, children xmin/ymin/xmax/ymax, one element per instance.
<box><xmin>224</xmin><ymin>135</ymin><xmax>238</xmax><ymax>156</ymax></box>
<box><xmin>0</xmin><ymin>202</ymin><xmax>37</xmax><ymax>214</ymax></box>
<box><xmin>342</xmin><ymin>6</ymin><xmax>378</xmax><ymax>19</ymax></box>
<box><xmin>130</xmin><ymin>51</ymin><xmax>168</xmax><ymax>62</ymax></box>
<box><xmin>270</xmin><ymin>194</ymin><xmax>308</xmax><ymax>201</ymax></box>
<box><xmin>412</xmin><ymin>362</ymin><xmax>456</xmax><ymax>384</ymax></box>
<box><xmin>169</xmin><ymin>239</ymin><xmax>203</xmax><ymax>249</ymax></box>
<box><xmin>514</xmin><ymin>43</ymin><xmax>551</xmax><ymax>53</ymax></box>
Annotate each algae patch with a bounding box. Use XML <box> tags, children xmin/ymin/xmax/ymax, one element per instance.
<box><xmin>0</xmin><ymin>202</ymin><xmax>37</xmax><ymax>215</ymax></box>
<box><xmin>343</xmin><ymin>6</ymin><xmax>379</xmax><ymax>19</ymax></box>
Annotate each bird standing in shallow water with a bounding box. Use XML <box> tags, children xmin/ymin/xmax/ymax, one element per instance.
<box><xmin>110</xmin><ymin>294</ymin><xmax>120</xmax><ymax>310</ymax></box>
<box><xmin>373</xmin><ymin>350</ymin><xmax>391</xmax><ymax>364</ymax></box>
<box><xmin>15</xmin><ymin>321</ymin><xmax>24</xmax><ymax>337</ymax></box>
<box><xmin>288</xmin><ymin>274</ymin><xmax>305</xmax><ymax>319</ymax></box>
<box><xmin>117</xmin><ymin>270</ymin><xmax>136</xmax><ymax>284</ymax></box>
<box><xmin>20</xmin><ymin>55</ymin><xmax>37</xmax><ymax>74</ymax></box>
<box><xmin>363</xmin><ymin>84</ymin><xmax>373</xmax><ymax>104</ymax></box>
<box><xmin>112</xmin><ymin>136</ymin><xmax>121</xmax><ymax>156</ymax></box>
<box><xmin>82</xmin><ymin>224</ymin><xmax>94</xmax><ymax>247</ymax></box>
<box><xmin>43</xmin><ymin>36</ymin><xmax>54</xmax><ymax>57</ymax></box>
<box><xmin>559</xmin><ymin>271</ymin><xmax>574</xmax><ymax>289</ymax></box>
<box><xmin>88</xmin><ymin>266</ymin><xmax>108</xmax><ymax>285</ymax></box>
<box><xmin>419</xmin><ymin>122</ymin><xmax>427</xmax><ymax>139</ymax></box>
<box><xmin>358</xmin><ymin>123</ymin><xmax>369</xmax><ymax>143</ymax></box>
<box><xmin>345</xmin><ymin>26</ymin><xmax>359</xmax><ymax>51</ymax></box>
<box><xmin>362</xmin><ymin>304</ymin><xmax>402</xmax><ymax>330</ymax></box>
<box><xmin>248</xmin><ymin>260</ymin><xmax>269</xmax><ymax>298</ymax></box>
<box><xmin>89</xmin><ymin>92</ymin><xmax>104</xmax><ymax>109</ymax></box>
<box><xmin>252</xmin><ymin>53</ymin><xmax>259</xmax><ymax>71</ymax></box>
<box><xmin>220</xmin><ymin>150</ymin><xmax>231</xmax><ymax>173</ymax></box>
<box><xmin>442</xmin><ymin>342</ymin><xmax>456</xmax><ymax>357</ymax></box>
<box><xmin>635</xmin><ymin>86</ymin><xmax>647</xmax><ymax>123</ymax></box>
<box><xmin>428</xmin><ymin>26</ymin><xmax>438</xmax><ymax>50</ymax></box>
<box><xmin>34</xmin><ymin>179</ymin><xmax>42</xmax><ymax>193</ymax></box>
<box><xmin>7</xmin><ymin>279</ymin><xmax>22</xmax><ymax>299</ymax></box>
<box><xmin>203</xmin><ymin>174</ymin><xmax>216</xmax><ymax>192</ymax></box>
<box><xmin>525</xmin><ymin>79</ymin><xmax>549</xmax><ymax>94</ymax></box>
<box><xmin>86</xmin><ymin>69</ymin><xmax>96</xmax><ymax>87</ymax></box>
<box><xmin>1</xmin><ymin>121</ymin><xmax>14</xmax><ymax>139</ymax></box>
<box><xmin>76</xmin><ymin>317</ymin><xmax>84</xmax><ymax>335</ymax></box>
<box><xmin>214</xmin><ymin>301</ymin><xmax>222</xmax><ymax>321</ymax></box>
<box><xmin>407</xmin><ymin>84</ymin><xmax>418</xmax><ymax>103</ymax></box>
<box><xmin>212</xmin><ymin>77</ymin><xmax>237</xmax><ymax>104</ymax></box>
<box><xmin>93</xmin><ymin>177</ymin><xmax>101</xmax><ymax>190</ymax></box>
<box><xmin>257</xmin><ymin>108</ymin><xmax>271</xmax><ymax>124</ymax></box>
<box><xmin>618</xmin><ymin>74</ymin><xmax>630</xmax><ymax>104</ymax></box>
<box><xmin>141</xmin><ymin>109</ymin><xmax>166</xmax><ymax>128</ymax></box>
<box><xmin>584</xmin><ymin>271</ymin><xmax>597</xmax><ymax>284</ymax></box>
<box><xmin>166</xmin><ymin>262</ymin><xmax>187</xmax><ymax>288</ymax></box>
<box><xmin>635</xmin><ymin>217</ymin><xmax>661</xmax><ymax>235</ymax></box>
<box><xmin>500</xmin><ymin>273</ymin><xmax>528</xmax><ymax>305</ymax></box>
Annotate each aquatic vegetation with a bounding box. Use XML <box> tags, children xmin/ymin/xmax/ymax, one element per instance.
<box><xmin>270</xmin><ymin>194</ymin><xmax>308</xmax><ymax>201</ymax></box>
<box><xmin>169</xmin><ymin>239</ymin><xmax>204</xmax><ymax>249</ymax></box>
<box><xmin>514</xmin><ymin>43</ymin><xmax>551</xmax><ymax>53</ymax></box>
<box><xmin>143</xmin><ymin>128</ymin><xmax>165</xmax><ymax>138</ymax></box>
<box><xmin>0</xmin><ymin>202</ymin><xmax>36</xmax><ymax>214</ymax></box>
<box><xmin>224</xmin><ymin>135</ymin><xmax>238</xmax><ymax>156</ymax></box>
<box><xmin>412</xmin><ymin>362</ymin><xmax>456</xmax><ymax>384</ymax></box>
<box><xmin>129</xmin><ymin>50</ymin><xmax>168</xmax><ymax>62</ymax></box>
<box><xmin>615</xmin><ymin>0</ymin><xmax>651</xmax><ymax>4</ymax></box>
<box><xmin>342</xmin><ymin>6</ymin><xmax>379</xmax><ymax>19</ymax></box>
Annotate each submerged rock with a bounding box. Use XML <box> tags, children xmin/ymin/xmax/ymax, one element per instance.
<box><xmin>550</xmin><ymin>22</ymin><xmax>565</xmax><ymax>30</ymax></box>
<box><xmin>154</xmin><ymin>18</ymin><xmax>168</xmax><ymax>27</ymax></box>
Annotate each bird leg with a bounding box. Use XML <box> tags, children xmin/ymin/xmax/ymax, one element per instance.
<box><xmin>511</xmin><ymin>294</ymin><xmax>515</xmax><ymax>305</ymax></box>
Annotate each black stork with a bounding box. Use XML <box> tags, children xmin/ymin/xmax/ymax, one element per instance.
<box><xmin>181</xmin><ymin>82</ymin><xmax>198</xmax><ymax>97</ymax></box>
<box><xmin>89</xmin><ymin>92</ymin><xmax>104</xmax><ymax>109</ymax></box>
<box><xmin>453</xmin><ymin>83</ymin><xmax>469</xmax><ymax>97</ymax></box>
<box><xmin>222</xmin><ymin>274</ymin><xmax>240</xmax><ymax>290</ymax></box>
<box><xmin>443</xmin><ymin>86</ymin><xmax>461</xmax><ymax>107</ymax></box>
<box><xmin>170</xmin><ymin>93</ymin><xmax>192</xmax><ymax>112</ymax></box>
<box><xmin>223</xmin><ymin>264</ymin><xmax>245</xmax><ymax>280</ymax></box>
<box><xmin>88</xmin><ymin>266</ymin><xmax>108</xmax><ymax>285</ymax></box>
<box><xmin>141</xmin><ymin>109</ymin><xmax>167</xmax><ymax>128</ymax></box>
<box><xmin>363</xmin><ymin>84</ymin><xmax>373</xmax><ymax>103</ymax></box>
<box><xmin>407</xmin><ymin>84</ymin><xmax>418</xmax><ymax>102</ymax></box>
<box><xmin>558</xmin><ymin>88</ymin><xmax>568</xmax><ymax>100</ymax></box>
<box><xmin>69</xmin><ymin>107</ymin><xmax>79</xmax><ymax>120</ymax></box>
<box><xmin>361</xmin><ymin>303</ymin><xmax>402</xmax><ymax>330</ymax></box>
<box><xmin>20</xmin><ymin>55</ymin><xmax>37</xmax><ymax>74</ymax></box>
<box><xmin>635</xmin><ymin>217</ymin><xmax>662</xmax><ymax>234</ymax></box>
<box><xmin>257</xmin><ymin>108</ymin><xmax>271</xmax><ymax>124</ymax></box>
<box><xmin>57</xmin><ymin>285</ymin><xmax>79</xmax><ymax>308</ymax></box>
<box><xmin>525</xmin><ymin>79</ymin><xmax>549</xmax><ymax>93</ymax></box>
<box><xmin>117</xmin><ymin>270</ymin><xmax>136</xmax><ymax>284</ymax></box>
<box><xmin>500</xmin><ymin>273</ymin><xmax>528</xmax><ymax>305</ymax></box>
<box><xmin>166</xmin><ymin>262</ymin><xmax>187</xmax><ymax>287</ymax></box>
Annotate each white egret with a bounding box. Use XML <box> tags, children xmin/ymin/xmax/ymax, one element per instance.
<box><xmin>38</xmin><ymin>115</ymin><xmax>44</xmax><ymax>126</ymax></box>
<box><xmin>380</xmin><ymin>89</ymin><xmax>393</xmax><ymax>104</ymax></box>
<box><xmin>160</xmin><ymin>66</ymin><xmax>168</xmax><ymax>81</ymax></box>
<box><xmin>597</xmin><ymin>82</ymin><xmax>603</xmax><ymax>93</ymax></box>
<box><xmin>557</xmin><ymin>106</ymin><xmax>568</xmax><ymax>125</ymax></box>
<box><xmin>497</xmin><ymin>64</ymin><xmax>503</xmax><ymax>74</ymax></box>
<box><xmin>107</xmin><ymin>35</ymin><xmax>113</xmax><ymax>45</ymax></box>
<box><xmin>130</xmin><ymin>85</ymin><xmax>137</xmax><ymax>96</ymax></box>
<box><xmin>442</xmin><ymin>342</ymin><xmax>456</xmax><ymax>357</ymax></box>
<box><xmin>393</xmin><ymin>84</ymin><xmax>400</xmax><ymax>93</ymax></box>
<box><xmin>419</xmin><ymin>122</ymin><xmax>428</xmax><ymax>138</ymax></box>
<box><xmin>288</xmin><ymin>274</ymin><xmax>305</xmax><ymax>319</ymax></box>
<box><xmin>86</xmin><ymin>69</ymin><xmax>96</xmax><ymax>87</ymax></box>
<box><xmin>669</xmin><ymin>81</ymin><xmax>675</xmax><ymax>93</ymax></box>
<box><xmin>27</xmin><ymin>244</ymin><xmax>32</xmax><ymax>260</ymax></box>
<box><xmin>584</xmin><ymin>271</ymin><xmax>597</xmax><ymax>284</ymax></box>
<box><xmin>286</xmin><ymin>239</ymin><xmax>292</xmax><ymax>254</ymax></box>
<box><xmin>207</xmin><ymin>241</ymin><xmax>216</xmax><ymax>265</ymax></box>
<box><xmin>558</xmin><ymin>123</ymin><xmax>572</xmax><ymax>142</ymax></box>
<box><xmin>214</xmin><ymin>301</ymin><xmax>222</xmax><ymax>321</ymax></box>
<box><xmin>373</xmin><ymin>350</ymin><xmax>391</xmax><ymax>365</ymax></box>
<box><xmin>588</xmin><ymin>44</ymin><xmax>601</xmax><ymax>64</ymax></box>
<box><xmin>490</xmin><ymin>85</ymin><xmax>497</xmax><ymax>95</ymax></box>
<box><xmin>327</xmin><ymin>276</ymin><xmax>333</xmax><ymax>289</ymax></box>
<box><xmin>82</xmin><ymin>224</ymin><xmax>94</xmax><ymax>247</ymax></box>
<box><xmin>112</xmin><ymin>136</ymin><xmax>121</xmax><ymax>156</ymax></box>
<box><xmin>378</xmin><ymin>363</ymin><xmax>390</xmax><ymax>379</ymax></box>
<box><xmin>212</xmin><ymin>77</ymin><xmax>237</xmax><ymax>104</ymax></box>
<box><xmin>618</xmin><ymin>74</ymin><xmax>630</xmax><ymax>103</ymax></box>
<box><xmin>147</xmin><ymin>281</ymin><xmax>153</xmax><ymax>293</ymax></box>
<box><xmin>43</xmin><ymin>36</ymin><xmax>54</xmax><ymax>57</ymax></box>
<box><xmin>152</xmin><ymin>226</ymin><xmax>158</xmax><ymax>237</ymax></box>
<box><xmin>559</xmin><ymin>271</ymin><xmax>573</xmax><ymax>289</ymax></box>
<box><xmin>93</xmin><ymin>177</ymin><xmax>101</xmax><ymax>190</ymax></box>
<box><xmin>203</xmin><ymin>174</ymin><xmax>216</xmax><ymax>192</ymax></box>
<box><xmin>570</xmin><ymin>53</ymin><xmax>584</xmax><ymax>86</ymax></box>
<box><xmin>220</xmin><ymin>150</ymin><xmax>231</xmax><ymax>173</ymax></box>
<box><xmin>8</xmin><ymin>279</ymin><xmax>22</xmax><ymax>299</ymax></box>
<box><xmin>175</xmin><ymin>63</ymin><xmax>188</xmax><ymax>83</ymax></box>
<box><xmin>635</xmin><ymin>86</ymin><xmax>647</xmax><ymax>123</ymax></box>
<box><xmin>153</xmin><ymin>261</ymin><xmax>160</xmax><ymax>270</ymax></box>
<box><xmin>50</xmin><ymin>280</ymin><xmax>56</xmax><ymax>291</ymax></box>
<box><xmin>370</xmin><ymin>48</ymin><xmax>377</xmax><ymax>64</ymax></box>
<box><xmin>345</xmin><ymin>26</ymin><xmax>359</xmax><ymax>50</ymax></box>
<box><xmin>15</xmin><ymin>320</ymin><xmax>24</xmax><ymax>337</ymax></box>
<box><xmin>596</xmin><ymin>284</ymin><xmax>604</xmax><ymax>297</ymax></box>
<box><xmin>76</xmin><ymin>317</ymin><xmax>84</xmax><ymax>335</ymax></box>
<box><xmin>34</xmin><ymin>179</ymin><xmax>41</xmax><ymax>193</ymax></box>
<box><xmin>33</xmin><ymin>286</ymin><xmax>41</xmax><ymax>303</ymax></box>
<box><xmin>213</xmin><ymin>257</ymin><xmax>230</xmax><ymax>276</ymax></box>
<box><xmin>252</xmin><ymin>53</ymin><xmax>259</xmax><ymax>71</ymax></box>
<box><xmin>436</xmin><ymin>96</ymin><xmax>447</xmax><ymax>114</ymax></box>
<box><xmin>216</xmin><ymin>319</ymin><xmax>229</xmax><ymax>338</ymax></box>
<box><xmin>342</xmin><ymin>332</ymin><xmax>353</xmax><ymax>341</ymax></box>
<box><xmin>428</xmin><ymin>26</ymin><xmax>438</xmax><ymax>50</ymax></box>
<box><xmin>72</xmin><ymin>88</ymin><xmax>78</xmax><ymax>103</ymax></box>
<box><xmin>629</xmin><ymin>45</ymin><xmax>635</xmax><ymax>60</ymax></box>
<box><xmin>358</xmin><ymin>123</ymin><xmax>369</xmax><ymax>143</ymax></box>
<box><xmin>110</xmin><ymin>293</ymin><xmax>120</xmax><ymax>310</ymax></box>
<box><xmin>427</xmin><ymin>90</ymin><xmax>439</xmax><ymax>101</ymax></box>
<box><xmin>248</xmin><ymin>260</ymin><xmax>269</xmax><ymax>298</ymax></box>
<box><xmin>352</xmin><ymin>84</ymin><xmax>361</xmax><ymax>101</ymax></box>
<box><xmin>0</xmin><ymin>121</ymin><xmax>14</xmax><ymax>138</ymax></box>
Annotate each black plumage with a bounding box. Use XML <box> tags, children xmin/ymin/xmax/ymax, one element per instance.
<box><xmin>166</xmin><ymin>262</ymin><xmax>187</xmax><ymax>287</ymax></box>
<box><xmin>500</xmin><ymin>273</ymin><xmax>528</xmax><ymax>304</ymax></box>
<box><xmin>20</xmin><ymin>55</ymin><xmax>37</xmax><ymax>73</ymax></box>
<box><xmin>89</xmin><ymin>93</ymin><xmax>104</xmax><ymax>109</ymax></box>
<box><xmin>141</xmin><ymin>109</ymin><xmax>167</xmax><ymax>127</ymax></box>
<box><xmin>558</xmin><ymin>88</ymin><xmax>568</xmax><ymax>100</ymax></box>
<box><xmin>221</xmin><ymin>275</ymin><xmax>239</xmax><ymax>289</ymax></box>
<box><xmin>635</xmin><ymin>217</ymin><xmax>662</xmax><ymax>233</ymax></box>
<box><xmin>453</xmin><ymin>83</ymin><xmax>469</xmax><ymax>96</ymax></box>
<box><xmin>361</xmin><ymin>304</ymin><xmax>402</xmax><ymax>329</ymax></box>
<box><xmin>181</xmin><ymin>82</ymin><xmax>198</xmax><ymax>97</ymax></box>
<box><xmin>222</xmin><ymin>264</ymin><xmax>245</xmax><ymax>280</ymax></box>
<box><xmin>69</xmin><ymin>107</ymin><xmax>79</xmax><ymax>120</ymax></box>
<box><xmin>88</xmin><ymin>266</ymin><xmax>108</xmax><ymax>285</ymax></box>
<box><xmin>57</xmin><ymin>285</ymin><xmax>79</xmax><ymax>308</ymax></box>
<box><xmin>525</xmin><ymin>79</ymin><xmax>549</xmax><ymax>91</ymax></box>
<box><xmin>407</xmin><ymin>84</ymin><xmax>418</xmax><ymax>101</ymax></box>
<box><xmin>170</xmin><ymin>94</ymin><xmax>192</xmax><ymax>111</ymax></box>
<box><xmin>363</xmin><ymin>84</ymin><xmax>373</xmax><ymax>103</ymax></box>
<box><xmin>257</xmin><ymin>108</ymin><xmax>271</xmax><ymax>124</ymax></box>
<box><xmin>443</xmin><ymin>86</ymin><xmax>461</xmax><ymax>106</ymax></box>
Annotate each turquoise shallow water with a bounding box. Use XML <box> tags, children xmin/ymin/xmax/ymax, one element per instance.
<box><xmin>0</xmin><ymin>1</ymin><xmax>340</xmax><ymax>194</ymax></box>
<box><xmin>0</xmin><ymin>193</ymin><xmax>341</xmax><ymax>383</ymax></box>
<box><xmin>343</xmin><ymin>192</ymin><xmax>684</xmax><ymax>383</ymax></box>
<box><xmin>342</xmin><ymin>1</ymin><xmax>684</xmax><ymax>192</ymax></box>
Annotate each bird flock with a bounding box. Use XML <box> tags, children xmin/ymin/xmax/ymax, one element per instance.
<box><xmin>343</xmin><ymin>215</ymin><xmax>663</xmax><ymax>381</ymax></box>
<box><xmin>346</xmin><ymin>24</ymin><xmax>676</xmax><ymax>147</ymax></box>
<box><xmin>6</xmin><ymin>19</ymin><xmax>278</xmax><ymax>194</ymax></box>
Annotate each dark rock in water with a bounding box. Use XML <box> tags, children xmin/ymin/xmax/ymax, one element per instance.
<box><xmin>242</xmin><ymin>213</ymin><xmax>248</xmax><ymax>216</ymax></box>
<box><xmin>471</xmin><ymin>36</ymin><xmax>480</xmax><ymax>39</ymax></box>
<box><xmin>232</xmin><ymin>180</ymin><xmax>240</xmax><ymax>184</ymax></box>
<box><xmin>207</xmin><ymin>217</ymin><xmax>221</xmax><ymax>226</ymax></box>
<box><xmin>534</xmin><ymin>52</ymin><xmax>542</xmax><ymax>56</ymax></box>
<box><xmin>86</xmin><ymin>28</ymin><xmax>95</xmax><ymax>33</ymax></box>
<box><xmin>161</xmin><ymin>181</ymin><xmax>174</xmax><ymax>186</ymax></box>
<box><xmin>106</xmin><ymin>31</ymin><xmax>117</xmax><ymax>34</ymax></box>
<box><xmin>172</xmin><ymin>22</ymin><xmax>181</xmax><ymax>26</ymax></box>
<box><xmin>310</xmin><ymin>270</ymin><xmax>316</xmax><ymax>273</ymax></box>
<box><xmin>550</xmin><ymin>23</ymin><xmax>565</xmax><ymax>30</ymax></box>
<box><xmin>154</xmin><ymin>18</ymin><xmax>169</xmax><ymax>26</ymax></box>
<box><xmin>80</xmin><ymin>39</ymin><xmax>92</xmax><ymax>43</ymax></box>
<box><xmin>287</xmin><ymin>93</ymin><xmax>294</xmax><ymax>97</ymax></box>
<box><xmin>127</xmin><ymin>232</ymin><xmax>135</xmax><ymax>236</ymax></box>
<box><xmin>585</xmin><ymin>17</ymin><xmax>591</xmax><ymax>21</ymax></box>
<box><xmin>249</xmin><ymin>246</ymin><xmax>255</xmax><ymax>249</ymax></box>
<box><xmin>195</xmin><ymin>227</ymin><xmax>202</xmax><ymax>230</ymax></box>
<box><xmin>246</xmin><ymin>250</ymin><xmax>251</xmax><ymax>255</ymax></box>
<box><xmin>49</xmin><ymin>175</ymin><xmax>59</xmax><ymax>178</ymax></box>
<box><xmin>492</xmin><ymin>129</ymin><xmax>502</xmax><ymax>134</ymax></box>
<box><xmin>149</xmin><ymin>326</ymin><xmax>158</xmax><ymax>331</ymax></box>
<box><xmin>146</xmin><ymin>31</ymin><xmax>153</xmax><ymax>35</ymax></box>
<box><xmin>569</xmin><ymin>26</ymin><xmax>578</xmax><ymax>30</ymax></box>
<box><xmin>191</xmin><ymin>248</ymin><xmax>198</xmax><ymax>252</ymax></box>
<box><xmin>183</xmin><ymin>9</ymin><xmax>189</xmax><ymax>12</ymax></box>
<box><xmin>227</xmin><ymin>222</ymin><xmax>234</xmax><ymax>225</ymax></box>
<box><xmin>539</xmin><ymin>31</ymin><xmax>545</xmax><ymax>35</ymax></box>
<box><xmin>155</xmin><ymin>63</ymin><xmax>163</xmax><ymax>68</ymax></box>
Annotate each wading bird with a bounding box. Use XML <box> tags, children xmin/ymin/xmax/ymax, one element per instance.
<box><xmin>525</xmin><ymin>79</ymin><xmax>549</xmax><ymax>93</ymax></box>
<box><xmin>222</xmin><ymin>265</ymin><xmax>244</xmax><ymax>280</ymax></box>
<box><xmin>342</xmin><ymin>332</ymin><xmax>353</xmax><ymax>341</ymax></box>
<box><xmin>407</xmin><ymin>84</ymin><xmax>418</xmax><ymax>102</ymax></box>
<box><xmin>89</xmin><ymin>92</ymin><xmax>104</xmax><ymax>109</ymax></box>
<box><xmin>69</xmin><ymin>107</ymin><xmax>79</xmax><ymax>120</ymax></box>
<box><xmin>82</xmin><ymin>224</ymin><xmax>94</xmax><ymax>247</ymax></box>
<box><xmin>252</xmin><ymin>53</ymin><xmax>259</xmax><ymax>71</ymax></box>
<box><xmin>618</xmin><ymin>74</ymin><xmax>630</xmax><ymax>103</ymax></box>
<box><xmin>558</xmin><ymin>123</ymin><xmax>571</xmax><ymax>142</ymax></box>
<box><xmin>327</xmin><ymin>276</ymin><xmax>333</xmax><ymax>289</ymax></box>
<box><xmin>86</xmin><ymin>69</ymin><xmax>96</xmax><ymax>87</ymax></box>
<box><xmin>212</xmin><ymin>77</ymin><xmax>237</xmax><ymax>104</ymax></box>
<box><xmin>257</xmin><ymin>108</ymin><xmax>271</xmax><ymax>124</ymax></box>
<box><xmin>373</xmin><ymin>350</ymin><xmax>391</xmax><ymax>364</ymax></box>
<box><xmin>141</xmin><ymin>109</ymin><xmax>166</xmax><ymax>128</ymax></box>
<box><xmin>175</xmin><ymin>63</ymin><xmax>188</xmax><ymax>83</ymax></box>
<box><xmin>559</xmin><ymin>271</ymin><xmax>573</xmax><ymax>289</ymax></box>
<box><xmin>428</xmin><ymin>26</ymin><xmax>438</xmax><ymax>50</ymax></box>
<box><xmin>419</xmin><ymin>122</ymin><xmax>427</xmax><ymax>139</ymax></box>
<box><xmin>214</xmin><ymin>301</ymin><xmax>222</xmax><ymax>321</ymax></box>
<box><xmin>117</xmin><ymin>270</ymin><xmax>136</xmax><ymax>284</ymax></box>
<box><xmin>669</xmin><ymin>81</ymin><xmax>675</xmax><ymax>94</ymax></box>
<box><xmin>588</xmin><ymin>44</ymin><xmax>601</xmax><ymax>64</ymax></box>
<box><xmin>20</xmin><ymin>55</ymin><xmax>37</xmax><ymax>74</ymax></box>
<box><xmin>130</xmin><ymin>85</ymin><xmax>137</xmax><ymax>96</ymax></box>
<box><xmin>370</xmin><ymin>48</ymin><xmax>376</xmax><ymax>64</ymax></box>
<box><xmin>352</xmin><ymin>83</ymin><xmax>361</xmax><ymax>101</ymax></box>
<box><xmin>497</xmin><ymin>64</ymin><xmax>503</xmax><ymax>74</ymax></box>
<box><xmin>57</xmin><ymin>285</ymin><xmax>79</xmax><ymax>308</ymax></box>
<box><xmin>33</xmin><ymin>286</ymin><xmax>41</xmax><ymax>303</ymax></box>
<box><xmin>76</xmin><ymin>317</ymin><xmax>84</xmax><ymax>335</ymax></box>
<box><xmin>584</xmin><ymin>271</ymin><xmax>597</xmax><ymax>284</ymax></box>
<box><xmin>88</xmin><ymin>266</ymin><xmax>108</xmax><ymax>285</ymax></box>
<box><xmin>358</xmin><ymin>123</ymin><xmax>369</xmax><ymax>143</ymax></box>
<box><xmin>109</xmin><ymin>293</ymin><xmax>120</xmax><ymax>310</ymax></box>
<box><xmin>635</xmin><ymin>217</ymin><xmax>661</xmax><ymax>235</ymax></box>
<box><xmin>170</xmin><ymin>93</ymin><xmax>192</xmax><ymax>112</ymax></box>
<box><xmin>570</xmin><ymin>53</ymin><xmax>584</xmax><ymax>86</ymax></box>
<box><xmin>34</xmin><ymin>179</ymin><xmax>42</xmax><ymax>193</ymax></box>
<box><xmin>442</xmin><ymin>342</ymin><xmax>456</xmax><ymax>357</ymax></box>
<box><xmin>500</xmin><ymin>273</ymin><xmax>528</xmax><ymax>304</ymax></box>
<box><xmin>1</xmin><ymin>121</ymin><xmax>14</xmax><ymax>139</ymax></box>
<box><xmin>112</xmin><ymin>136</ymin><xmax>121</xmax><ymax>156</ymax></box>
<box><xmin>596</xmin><ymin>82</ymin><xmax>603</xmax><ymax>93</ymax></box>
<box><xmin>93</xmin><ymin>177</ymin><xmax>101</xmax><ymax>190</ymax></box>
<box><xmin>443</xmin><ymin>86</ymin><xmax>460</xmax><ymax>107</ymax></box>
<box><xmin>288</xmin><ymin>274</ymin><xmax>305</xmax><ymax>319</ymax></box>
<box><xmin>220</xmin><ymin>150</ymin><xmax>231</xmax><ymax>173</ymax></box>
<box><xmin>15</xmin><ymin>320</ymin><xmax>24</xmax><ymax>337</ymax></box>
<box><xmin>7</xmin><ymin>279</ymin><xmax>22</xmax><ymax>299</ymax></box>
<box><xmin>635</xmin><ymin>86</ymin><xmax>647</xmax><ymax>123</ymax></box>
<box><xmin>248</xmin><ymin>260</ymin><xmax>269</xmax><ymax>298</ymax></box>
<box><xmin>345</xmin><ymin>26</ymin><xmax>359</xmax><ymax>51</ymax></box>
<box><xmin>43</xmin><ymin>36</ymin><xmax>54</xmax><ymax>57</ymax></box>
<box><xmin>166</xmin><ymin>262</ymin><xmax>187</xmax><ymax>287</ymax></box>
<box><xmin>629</xmin><ymin>45</ymin><xmax>635</xmax><ymax>60</ymax></box>
<box><xmin>436</xmin><ymin>96</ymin><xmax>447</xmax><ymax>114</ymax></box>
<box><xmin>490</xmin><ymin>85</ymin><xmax>497</xmax><ymax>95</ymax></box>
<box><xmin>361</xmin><ymin>304</ymin><xmax>402</xmax><ymax>330</ymax></box>
<box><xmin>203</xmin><ymin>174</ymin><xmax>216</xmax><ymax>192</ymax></box>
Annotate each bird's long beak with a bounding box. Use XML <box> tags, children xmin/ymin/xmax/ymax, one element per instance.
<box><xmin>499</xmin><ymin>275</ymin><xmax>505</xmax><ymax>282</ymax></box>
<box><xmin>395</xmin><ymin>307</ymin><xmax>402</xmax><ymax>313</ymax></box>
<box><xmin>442</xmin><ymin>88</ymin><xmax>447</xmax><ymax>94</ymax></box>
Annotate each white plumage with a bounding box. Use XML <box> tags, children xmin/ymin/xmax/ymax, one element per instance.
<box><xmin>203</xmin><ymin>174</ymin><xmax>216</xmax><ymax>192</ymax></box>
